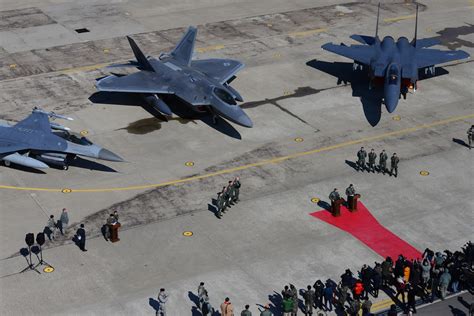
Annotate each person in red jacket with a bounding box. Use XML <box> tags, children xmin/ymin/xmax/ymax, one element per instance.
<box><xmin>353</xmin><ymin>279</ymin><xmax>364</xmax><ymax>300</ymax></box>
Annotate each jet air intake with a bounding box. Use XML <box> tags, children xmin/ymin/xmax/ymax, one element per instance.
<box><xmin>210</xmin><ymin>87</ymin><xmax>253</xmax><ymax>128</ymax></box>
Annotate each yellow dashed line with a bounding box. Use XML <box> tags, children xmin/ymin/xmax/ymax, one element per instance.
<box><xmin>383</xmin><ymin>14</ymin><xmax>415</xmax><ymax>23</ymax></box>
<box><xmin>289</xmin><ymin>28</ymin><xmax>328</xmax><ymax>38</ymax></box>
<box><xmin>0</xmin><ymin>113</ymin><xmax>472</xmax><ymax>193</ymax></box>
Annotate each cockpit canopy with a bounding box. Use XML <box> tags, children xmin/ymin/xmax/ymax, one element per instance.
<box><xmin>69</xmin><ymin>134</ymin><xmax>93</xmax><ymax>146</ymax></box>
<box><xmin>213</xmin><ymin>87</ymin><xmax>236</xmax><ymax>105</ymax></box>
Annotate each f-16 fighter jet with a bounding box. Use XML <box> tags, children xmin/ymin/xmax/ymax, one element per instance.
<box><xmin>322</xmin><ymin>4</ymin><xmax>470</xmax><ymax>113</ymax></box>
<box><xmin>0</xmin><ymin>108</ymin><xmax>123</xmax><ymax>170</ymax></box>
<box><xmin>96</xmin><ymin>26</ymin><xmax>253</xmax><ymax>128</ymax></box>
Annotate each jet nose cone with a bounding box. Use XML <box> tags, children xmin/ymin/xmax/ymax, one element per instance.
<box><xmin>237</xmin><ymin>113</ymin><xmax>253</xmax><ymax>128</ymax></box>
<box><xmin>98</xmin><ymin>149</ymin><xmax>124</xmax><ymax>162</ymax></box>
<box><xmin>385</xmin><ymin>101</ymin><xmax>397</xmax><ymax>113</ymax></box>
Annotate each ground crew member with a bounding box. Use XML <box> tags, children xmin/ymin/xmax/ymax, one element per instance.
<box><xmin>232</xmin><ymin>177</ymin><xmax>241</xmax><ymax>203</ymax></box>
<box><xmin>303</xmin><ymin>285</ymin><xmax>314</xmax><ymax>315</ymax></box>
<box><xmin>378</xmin><ymin>150</ymin><xmax>388</xmax><ymax>174</ymax></box>
<box><xmin>219</xmin><ymin>186</ymin><xmax>227</xmax><ymax>213</ymax></box>
<box><xmin>105</xmin><ymin>214</ymin><xmax>116</xmax><ymax>241</ymax></box>
<box><xmin>345</xmin><ymin>184</ymin><xmax>356</xmax><ymax>210</ymax></box>
<box><xmin>468</xmin><ymin>125</ymin><xmax>474</xmax><ymax>149</ymax></box>
<box><xmin>368</xmin><ymin>149</ymin><xmax>377</xmax><ymax>172</ymax></box>
<box><xmin>75</xmin><ymin>224</ymin><xmax>87</xmax><ymax>252</ymax></box>
<box><xmin>357</xmin><ymin>147</ymin><xmax>367</xmax><ymax>171</ymax></box>
<box><xmin>390</xmin><ymin>153</ymin><xmax>399</xmax><ymax>177</ymax></box>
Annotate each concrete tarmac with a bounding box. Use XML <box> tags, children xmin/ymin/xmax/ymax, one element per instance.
<box><xmin>0</xmin><ymin>0</ymin><xmax>473</xmax><ymax>315</ymax></box>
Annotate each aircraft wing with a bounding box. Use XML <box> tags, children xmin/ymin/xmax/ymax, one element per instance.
<box><xmin>191</xmin><ymin>59</ymin><xmax>245</xmax><ymax>84</ymax></box>
<box><xmin>13</xmin><ymin>111</ymin><xmax>51</xmax><ymax>132</ymax></box>
<box><xmin>0</xmin><ymin>140</ymin><xmax>28</xmax><ymax>155</ymax></box>
<box><xmin>350</xmin><ymin>35</ymin><xmax>376</xmax><ymax>45</ymax></box>
<box><xmin>322</xmin><ymin>43</ymin><xmax>375</xmax><ymax>65</ymax></box>
<box><xmin>415</xmin><ymin>48</ymin><xmax>470</xmax><ymax>68</ymax></box>
<box><xmin>96</xmin><ymin>72</ymin><xmax>173</xmax><ymax>94</ymax></box>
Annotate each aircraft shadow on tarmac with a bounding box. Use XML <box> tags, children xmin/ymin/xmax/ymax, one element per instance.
<box><xmin>69</xmin><ymin>156</ymin><xmax>118</xmax><ymax>172</ymax></box>
<box><xmin>306</xmin><ymin>59</ymin><xmax>449</xmax><ymax>127</ymax></box>
<box><xmin>89</xmin><ymin>92</ymin><xmax>242</xmax><ymax>139</ymax></box>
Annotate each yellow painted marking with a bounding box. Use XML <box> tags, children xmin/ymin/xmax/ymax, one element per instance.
<box><xmin>420</xmin><ymin>170</ymin><xmax>430</xmax><ymax>176</ymax></box>
<box><xmin>80</xmin><ymin>130</ymin><xmax>89</xmax><ymax>136</ymax></box>
<box><xmin>195</xmin><ymin>45</ymin><xmax>225</xmax><ymax>53</ymax></box>
<box><xmin>61</xmin><ymin>188</ymin><xmax>72</xmax><ymax>194</ymax></box>
<box><xmin>267</xmin><ymin>23</ymin><xmax>273</xmax><ymax>27</ymax></box>
<box><xmin>383</xmin><ymin>14</ymin><xmax>415</xmax><ymax>23</ymax></box>
<box><xmin>426</xmin><ymin>27</ymin><xmax>432</xmax><ymax>32</ymax></box>
<box><xmin>43</xmin><ymin>266</ymin><xmax>54</xmax><ymax>273</ymax></box>
<box><xmin>103</xmin><ymin>49</ymin><xmax>110</xmax><ymax>53</ymax></box>
<box><xmin>294</xmin><ymin>137</ymin><xmax>304</xmax><ymax>143</ymax></box>
<box><xmin>185</xmin><ymin>161</ymin><xmax>195</xmax><ymax>167</ymax></box>
<box><xmin>0</xmin><ymin>113</ymin><xmax>472</xmax><ymax>193</ymax></box>
<box><xmin>289</xmin><ymin>28</ymin><xmax>328</xmax><ymax>38</ymax></box>
<box><xmin>392</xmin><ymin>115</ymin><xmax>401</xmax><ymax>121</ymax></box>
<box><xmin>283</xmin><ymin>91</ymin><xmax>292</xmax><ymax>96</ymax></box>
<box><xmin>338</xmin><ymin>12</ymin><xmax>345</xmax><ymax>16</ymax></box>
<box><xmin>273</xmin><ymin>52</ymin><xmax>281</xmax><ymax>58</ymax></box>
<box><xmin>311</xmin><ymin>197</ymin><xmax>320</xmax><ymax>203</ymax></box>
<box><xmin>183</xmin><ymin>231</ymin><xmax>193</xmax><ymax>237</ymax></box>
<box><xmin>9</xmin><ymin>64</ymin><xmax>17</xmax><ymax>69</ymax></box>
<box><xmin>370</xmin><ymin>298</ymin><xmax>395</xmax><ymax>311</ymax></box>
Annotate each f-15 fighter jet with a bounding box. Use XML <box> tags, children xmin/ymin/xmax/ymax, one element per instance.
<box><xmin>0</xmin><ymin>108</ymin><xmax>123</xmax><ymax>170</ymax></box>
<box><xmin>322</xmin><ymin>4</ymin><xmax>470</xmax><ymax>113</ymax></box>
<box><xmin>96</xmin><ymin>26</ymin><xmax>253</xmax><ymax>128</ymax></box>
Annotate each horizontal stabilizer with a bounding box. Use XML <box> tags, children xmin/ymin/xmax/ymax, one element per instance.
<box><xmin>414</xmin><ymin>49</ymin><xmax>470</xmax><ymax>69</ymax></box>
<box><xmin>191</xmin><ymin>59</ymin><xmax>245</xmax><ymax>84</ymax></box>
<box><xmin>415</xmin><ymin>38</ymin><xmax>441</xmax><ymax>48</ymax></box>
<box><xmin>350</xmin><ymin>34</ymin><xmax>376</xmax><ymax>45</ymax></box>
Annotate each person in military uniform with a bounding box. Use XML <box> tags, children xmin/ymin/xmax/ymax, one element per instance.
<box><xmin>390</xmin><ymin>153</ymin><xmax>400</xmax><ymax>177</ymax></box>
<box><xmin>217</xmin><ymin>186</ymin><xmax>227</xmax><ymax>216</ymax></box>
<box><xmin>356</xmin><ymin>147</ymin><xmax>367</xmax><ymax>171</ymax></box>
<box><xmin>225</xmin><ymin>181</ymin><xmax>234</xmax><ymax>208</ymax></box>
<box><xmin>232</xmin><ymin>177</ymin><xmax>241</xmax><ymax>203</ymax></box>
<box><xmin>468</xmin><ymin>125</ymin><xmax>474</xmax><ymax>149</ymax></box>
<box><xmin>345</xmin><ymin>184</ymin><xmax>356</xmax><ymax>210</ymax></box>
<box><xmin>378</xmin><ymin>150</ymin><xmax>388</xmax><ymax>174</ymax></box>
<box><xmin>329</xmin><ymin>188</ymin><xmax>341</xmax><ymax>215</ymax></box>
<box><xmin>368</xmin><ymin>149</ymin><xmax>377</xmax><ymax>172</ymax></box>
<box><xmin>303</xmin><ymin>285</ymin><xmax>314</xmax><ymax>315</ymax></box>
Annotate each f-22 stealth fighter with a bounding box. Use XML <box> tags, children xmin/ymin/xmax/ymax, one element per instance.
<box><xmin>96</xmin><ymin>26</ymin><xmax>253</xmax><ymax>128</ymax></box>
<box><xmin>322</xmin><ymin>4</ymin><xmax>470</xmax><ymax>113</ymax></box>
<box><xmin>0</xmin><ymin>108</ymin><xmax>123</xmax><ymax>170</ymax></box>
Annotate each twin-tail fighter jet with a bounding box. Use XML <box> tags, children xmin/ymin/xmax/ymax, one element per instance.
<box><xmin>322</xmin><ymin>4</ymin><xmax>470</xmax><ymax>113</ymax></box>
<box><xmin>0</xmin><ymin>108</ymin><xmax>123</xmax><ymax>170</ymax></box>
<box><xmin>96</xmin><ymin>26</ymin><xmax>253</xmax><ymax>128</ymax></box>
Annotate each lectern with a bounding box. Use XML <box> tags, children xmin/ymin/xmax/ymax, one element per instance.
<box><xmin>331</xmin><ymin>198</ymin><xmax>344</xmax><ymax>217</ymax></box>
<box><xmin>110</xmin><ymin>223</ymin><xmax>121</xmax><ymax>242</ymax></box>
<box><xmin>348</xmin><ymin>194</ymin><xmax>361</xmax><ymax>212</ymax></box>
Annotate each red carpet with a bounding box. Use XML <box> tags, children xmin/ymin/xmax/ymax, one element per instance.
<box><xmin>310</xmin><ymin>202</ymin><xmax>422</xmax><ymax>260</ymax></box>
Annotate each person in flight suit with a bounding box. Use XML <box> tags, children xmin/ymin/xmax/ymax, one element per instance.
<box><xmin>390</xmin><ymin>153</ymin><xmax>400</xmax><ymax>177</ymax></box>
<box><xmin>378</xmin><ymin>150</ymin><xmax>388</xmax><ymax>174</ymax></box>
<box><xmin>467</xmin><ymin>125</ymin><xmax>474</xmax><ymax>149</ymax></box>
<box><xmin>356</xmin><ymin>147</ymin><xmax>367</xmax><ymax>171</ymax></box>
<box><xmin>232</xmin><ymin>177</ymin><xmax>241</xmax><ymax>203</ymax></box>
<box><xmin>219</xmin><ymin>186</ymin><xmax>227</xmax><ymax>214</ymax></box>
<box><xmin>329</xmin><ymin>188</ymin><xmax>341</xmax><ymax>215</ymax></box>
<box><xmin>368</xmin><ymin>149</ymin><xmax>377</xmax><ymax>173</ymax></box>
<box><xmin>345</xmin><ymin>184</ymin><xmax>356</xmax><ymax>210</ymax></box>
<box><xmin>225</xmin><ymin>181</ymin><xmax>234</xmax><ymax>208</ymax></box>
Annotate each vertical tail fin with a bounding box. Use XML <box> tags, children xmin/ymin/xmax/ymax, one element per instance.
<box><xmin>375</xmin><ymin>3</ymin><xmax>381</xmax><ymax>39</ymax></box>
<box><xmin>413</xmin><ymin>4</ymin><xmax>419</xmax><ymax>47</ymax></box>
<box><xmin>127</xmin><ymin>36</ymin><xmax>154</xmax><ymax>71</ymax></box>
<box><xmin>171</xmin><ymin>26</ymin><xmax>197</xmax><ymax>66</ymax></box>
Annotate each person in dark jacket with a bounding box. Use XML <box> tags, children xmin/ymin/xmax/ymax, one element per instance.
<box><xmin>382</xmin><ymin>257</ymin><xmax>394</xmax><ymax>287</ymax></box>
<box><xmin>394</xmin><ymin>255</ymin><xmax>405</xmax><ymax>278</ymax></box>
<box><xmin>303</xmin><ymin>285</ymin><xmax>314</xmax><ymax>315</ymax></box>
<box><xmin>361</xmin><ymin>264</ymin><xmax>372</xmax><ymax>299</ymax></box>
<box><xmin>76</xmin><ymin>223</ymin><xmax>87</xmax><ymax>251</ymax></box>
<box><xmin>372</xmin><ymin>263</ymin><xmax>382</xmax><ymax>298</ymax></box>
<box><xmin>313</xmin><ymin>280</ymin><xmax>324</xmax><ymax>309</ymax></box>
<box><xmin>407</xmin><ymin>284</ymin><xmax>417</xmax><ymax>313</ymax></box>
<box><xmin>323</xmin><ymin>282</ymin><xmax>334</xmax><ymax>311</ymax></box>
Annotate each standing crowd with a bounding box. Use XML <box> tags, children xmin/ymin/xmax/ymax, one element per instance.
<box><xmin>356</xmin><ymin>147</ymin><xmax>399</xmax><ymax>177</ymax></box>
<box><xmin>153</xmin><ymin>242</ymin><xmax>473</xmax><ymax>316</ymax></box>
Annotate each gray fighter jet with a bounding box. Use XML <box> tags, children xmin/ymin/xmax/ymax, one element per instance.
<box><xmin>96</xmin><ymin>26</ymin><xmax>253</xmax><ymax>128</ymax></box>
<box><xmin>322</xmin><ymin>4</ymin><xmax>470</xmax><ymax>113</ymax></box>
<box><xmin>0</xmin><ymin>108</ymin><xmax>123</xmax><ymax>170</ymax></box>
